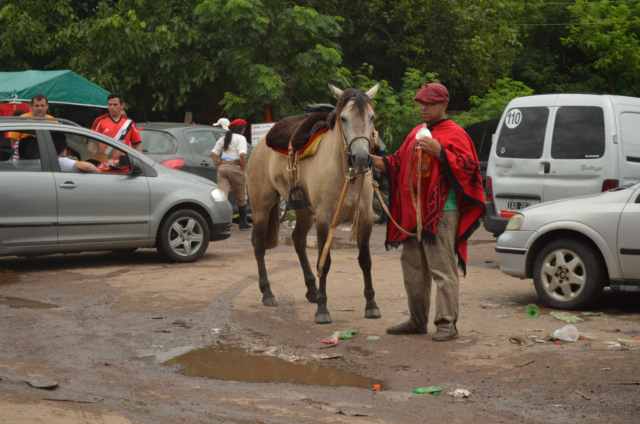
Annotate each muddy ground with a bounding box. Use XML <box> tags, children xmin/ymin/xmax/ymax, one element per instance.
<box><xmin>1</xmin><ymin>224</ymin><xmax>639</xmax><ymax>423</ymax></box>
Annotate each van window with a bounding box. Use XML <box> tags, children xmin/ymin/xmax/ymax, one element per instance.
<box><xmin>551</xmin><ymin>106</ymin><xmax>605</xmax><ymax>159</ymax></box>
<box><xmin>620</xmin><ymin>112</ymin><xmax>640</xmax><ymax>162</ymax></box>
<box><xmin>496</xmin><ymin>107</ymin><xmax>548</xmax><ymax>159</ymax></box>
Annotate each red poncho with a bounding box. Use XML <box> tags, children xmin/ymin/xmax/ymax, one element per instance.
<box><xmin>383</xmin><ymin>119</ymin><xmax>485</xmax><ymax>272</ymax></box>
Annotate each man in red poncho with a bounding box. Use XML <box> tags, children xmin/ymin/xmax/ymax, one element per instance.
<box><xmin>371</xmin><ymin>82</ymin><xmax>485</xmax><ymax>341</ymax></box>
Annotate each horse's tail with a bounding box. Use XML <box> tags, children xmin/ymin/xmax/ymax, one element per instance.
<box><xmin>265</xmin><ymin>199</ymin><xmax>280</xmax><ymax>249</ymax></box>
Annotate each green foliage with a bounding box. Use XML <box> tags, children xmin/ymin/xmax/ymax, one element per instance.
<box><xmin>454</xmin><ymin>78</ymin><xmax>534</xmax><ymax>127</ymax></box>
<box><xmin>564</xmin><ymin>0</ymin><xmax>640</xmax><ymax>95</ymax></box>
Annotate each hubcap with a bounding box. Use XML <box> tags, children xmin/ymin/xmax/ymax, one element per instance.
<box><xmin>168</xmin><ymin>217</ymin><xmax>204</xmax><ymax>257</ymax></box>
<box><xmin>540</xmin><ymin>248</ymin><xmax>586</xmax><ymax>302</ymax></box>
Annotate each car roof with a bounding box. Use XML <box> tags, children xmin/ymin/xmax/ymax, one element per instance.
<box><xmin>0</xmin><ymin>116</ymin><xmax>83</xmax><ymax>128</ymax></box>
<box><xmin>140</xmin><ymin>122</ymin><xmax>222</xmax><ymax>131</ymax></box>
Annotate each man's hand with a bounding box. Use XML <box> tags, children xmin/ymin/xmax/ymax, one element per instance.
<box><xmin>370</xmin><ymin>154</ymin><xmax>385</xmax><ymax>172</ymax></box>
<box><xmin>415</xmin><ymin>136</ymin><xmax>441</xmax><ymax>157</ymax></box>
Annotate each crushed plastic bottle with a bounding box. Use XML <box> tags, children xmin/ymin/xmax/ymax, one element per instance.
<box><xmin>412</xmin><ymin>386</ymin><xmax>442</xmax><ymax>396</ymax></box>
<box><xmin>525</xmin><ymin>304</ymin><xmax>540</xmax><ymax>318</ymax></box>
<box><xmin>552</xmin><ymin>324</ymin><xmax>579</xmax><ymax>342</ymax></box>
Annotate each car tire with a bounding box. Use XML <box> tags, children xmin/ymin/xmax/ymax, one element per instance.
<box><xmin>158</xmin><ymin>209</ymin><xmax>210</xmax><ymax>262</ymax></box>
<box><xmin>533</xmin><ymin>238</ymin><xmax>605</xmax><ymax>309</ymax></box>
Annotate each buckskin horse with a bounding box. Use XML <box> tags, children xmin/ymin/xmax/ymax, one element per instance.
<box><xmin>246</xmin><ymin>84</ymin><xmax>381</xmax><ymax>324</ymax></box>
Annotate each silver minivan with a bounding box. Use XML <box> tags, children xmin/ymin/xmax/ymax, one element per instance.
<box><xmin>0</xmin><ymin>117</ymin><xmax>232</xmax><ymax>262</ymax></box>
<box><xmin>485</xmin><ymin>94</ymin><xmax>640</xmax><ymax>236</ymax></box>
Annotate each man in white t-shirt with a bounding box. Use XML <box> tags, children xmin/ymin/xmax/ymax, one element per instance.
<box><xmin>210</xmin><ymin>118</ymin><xmax>250</xmax><ymax>229</ymax></box>
<box><xmin>53</xmin><ymin>132</ymin><xmax>98</xmax><ymax>173</ymax></box>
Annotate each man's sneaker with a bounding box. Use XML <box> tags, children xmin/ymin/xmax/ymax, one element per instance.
<box><xmin>431</xmin><ymin>326</ymin><xmax>458</xmax><ymax>341</ymax></box>
<box><xmin>386</xmin><ymin>320</ymin><xmax>427</xmax><ymax>335</ymax></box>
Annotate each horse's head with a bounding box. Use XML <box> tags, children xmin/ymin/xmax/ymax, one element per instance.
<box><xmin>329</xmin><ymin>84</ymin><xmax>379</xmax><ymax>174</ymax></box>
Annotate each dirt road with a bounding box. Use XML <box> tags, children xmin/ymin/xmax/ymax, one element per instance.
<box><xmin>1</xmin><ymin>225</ymin><xmax>639</xmax><ymax>423</ymax></box>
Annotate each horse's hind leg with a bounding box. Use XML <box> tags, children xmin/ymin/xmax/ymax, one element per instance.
<box><xmin>293</xmin><ymin>210</ymin><xmax>318</xmax><ymax>303</ymax></box>
<box><xmin>314</xmin><ymin>222</ymin><xmax>332</xmax><ymax>324</ymax></box>
<box><xmin>358</xmin><ymin>222</ymin><xmax>381</xmax><ymax>319</ymax></box>
<box><xmin>251</xmin><ymin>200</ymin><xmax>279</xmax><ymax>307</ymax></box>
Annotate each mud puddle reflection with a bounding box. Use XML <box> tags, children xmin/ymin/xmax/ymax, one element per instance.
<box><xmin>167</xmin><ymin>345</ymin><xmax>380</xmax><ymax>389</ymax></box>
<box><xmin>0</xmin><ymin>296</ymin><xmax>58</xmax><ymax>309</ymax></box>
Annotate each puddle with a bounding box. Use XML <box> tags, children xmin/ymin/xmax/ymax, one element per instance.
<box><xmin>166</xmin><ymin>345</ymin><xmax>381</xmax><ymax>389</ymax></box>
<box><xmin>0</xmin><ymin>296</ymin><xmax>58</xmax><ymax>309</ymax></box>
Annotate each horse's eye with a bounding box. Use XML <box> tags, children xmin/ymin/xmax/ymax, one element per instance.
<box><xmin>341</xmin><ymin>116</ymin><xmax>347</xmax><ymax>122</ymax></box>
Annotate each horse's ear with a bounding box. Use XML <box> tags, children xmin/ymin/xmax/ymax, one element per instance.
<box><xmin>366</xmin><ymin>83</ymin><xmax>380</xmax><ymax>99</ymax></box>
<box><xmin>328</xmin><ymin>84</ymin><xmax>343</xmax><ymax>100</ymax></box>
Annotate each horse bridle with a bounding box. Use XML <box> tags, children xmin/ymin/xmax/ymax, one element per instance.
<box><xmin>335</xmin><ymin>116</ymin><xmax>376</xmax><ymax>173</ymax></box>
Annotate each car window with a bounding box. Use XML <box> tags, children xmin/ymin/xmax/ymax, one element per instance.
<box><xmin>620</xmin><ymin>112</ymin><xmax>640</xmax><ymax>162</ymax></box>
<box><xmin>51</xmin><ymin>130</ymin><xmax>132</xmax><ymax>174</ymax></box>
<box><xmin>496</xmin><ymin>107</ymin><xmax>548</xmax><ymax>159</ymax></box>
<box><xmin>186</xmin><ymin>130</ymin><xmax>224</xmax><ymax>156</ymax></box>
<box><xmin>551</xmin><ymin>106</ymin><xmax>605</xmax><ymax>159</ymax></box>
<box><xmin>140</xmin><ymin>130</ymin><xmax>177</xmax><ymax>154</ymax></box>
<box><xmin>0</xmin><ymin>130</ymin><xmax>43</xmax><ymax>172</ymax></box>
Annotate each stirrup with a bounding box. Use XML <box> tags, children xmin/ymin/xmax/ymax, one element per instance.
<box><xmin>287</xmin><ymin>185</ymin><xmax>310</xmax><ymax>210</ymax></box>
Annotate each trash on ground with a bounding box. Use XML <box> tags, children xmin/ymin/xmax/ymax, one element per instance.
<box><xmin>550</xmin><ymin>311</ymin><xmax>584</xmax><ymax>324</ymax></box>
<box><xmin>366</xmin><ymin>335</ymin><xmax>380</xmax><ymax>341</ymax></box>
<box><xmin>372</xmin><ymin>383</ymin><xmax>382</xmax><ymax>392</ymax></box>
<box><xmin>320</xmin><ymin>331</ymin><xmax>341</xmax><ymax>346</ymax></box>
<box><xmin>25</xmin><ymin>375</ymin><xmax>59</xmax><ymax>390</ymax></box>
<box><xmin>339</xmin><ymin>329</ymin><xmax>358</xmax><ymax>340</ymax></box>
<box><xmin>448</xmin><ymin>388</ymin><xmax>471</xmax><ymax>398</ymax></box>
<box><xmin>412</xmin><ymin>386</ymin><xmax>442</xmax><ymax>395</ymax></box>
<box><xmin>480</xmin><ymin>302</ymin><xmax>501</xmax><ymax>309</ymax></box>
<box><xmin>509</xmin><ymin>336</ymin><xmax>529</xmax><ymax>346</ymax></box>
<box><xmin>171</xmin><ymin>319</ymin><xmax>192</xmax><ymax>328</ymax></box>
<box><xmin>575</xmin><ymin>390</ymin><xmax>591</xmax><ymax>400</ymax></box>
<box><xmin>581</xmin><ymin>312</ymin><xmax>604</xmax><ymax>317</ymax></box>
<box><xmin>311</xmin><ymin>353</ymin><xmax>343</xmax><ymax>360</ymax></box>
<box><xmin>527</xmin><ymin>335</ymin><xmax>546</xmax><ymax>343</ymax></box>
<box><xmin>552</xmin><ymin>324</ymin><xmax>580</xmax><ymax>342</ymax></box>
<box><xmin>514</xmin><ymin>360</ymin><xmax>536</xmax><ymax>368</ymax></box>
<box><xmin>526</xmin><ymin>304</ymin><xmax>540</xmax><ymax>318</ymax></box>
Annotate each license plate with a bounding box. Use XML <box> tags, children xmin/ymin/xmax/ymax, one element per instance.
<box><xmin>506</xmin><ymin>199</ymin><xmax>532</xmax><ymax>210</ymax></box>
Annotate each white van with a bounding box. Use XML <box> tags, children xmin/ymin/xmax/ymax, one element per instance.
<box><xmin>484</xmin><ymin>94</ymin><xmax>640</xmax><ymax>236</ymax></box>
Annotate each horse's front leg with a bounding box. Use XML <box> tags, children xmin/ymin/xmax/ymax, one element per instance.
<box><xmin>358</xmin><ymin>221</ymin><xmax>381</xmax><ymax>319</ymax></box>
<box><xmin>315</xmin><ymin>222</ymin><xmax>332</xmax><ymax>324</ymax></box>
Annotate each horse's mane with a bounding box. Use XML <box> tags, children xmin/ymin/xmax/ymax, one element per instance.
<box><xmin>329</xmin><ymin>88</ymin><xmax>372</xmax><ymax>129</ymax></box>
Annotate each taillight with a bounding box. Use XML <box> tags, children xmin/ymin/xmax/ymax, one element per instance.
<box><xmin>602</xmin><ymin>179</ymin><xmax>619</xmax><ymax>191</ymax></box>
<box><xmin>161</xmin><ymin>158</ymin><xmax>185</xmax><ymax>169</ymax></box>
<box><xmin>486</xmin><ymin>176</ymin><xmax>494</xmax><ymax>200</ymax></box>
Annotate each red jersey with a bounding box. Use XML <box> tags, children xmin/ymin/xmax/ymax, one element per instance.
<box><xmin>91</xmin><ymin>114</ymin><xmax>142</xmax><ymax>147</ymax></box>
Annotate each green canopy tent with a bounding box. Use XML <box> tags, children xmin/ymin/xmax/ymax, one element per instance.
<box><xmin>0</xmin><ymin>70</ymin><xmax>109</xmax><ymax>108</ymax></box>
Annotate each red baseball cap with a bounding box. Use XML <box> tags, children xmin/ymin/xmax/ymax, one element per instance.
<box><xmin>414</xmin><ymin>82</ymin><xmax>449</xmax><ymax>105</ymax></box>
<box><xmin>230</xmin><ymin>118</ymin><xmax>247</xmax><ymax>127</ymax></box>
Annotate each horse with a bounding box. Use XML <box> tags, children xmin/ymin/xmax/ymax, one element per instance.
<box><xmin>246</xmin><ymin>84</ymin><xmax>382</xmax><ymax>324</ymax></box>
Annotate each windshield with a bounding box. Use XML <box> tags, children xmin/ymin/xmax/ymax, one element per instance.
<box><xmin>140</xmin><ymin>130</ymin><xmax>177</xmax><ymax>154</ymax></box>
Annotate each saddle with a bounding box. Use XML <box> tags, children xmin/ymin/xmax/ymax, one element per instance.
<box><xmin>265</xmin><ymin>105</ymin><xmax>335</xmax><ymax>154</ymax></box>
<box><xmin>265</xmin><ymin>104</ymin><xmax>335</xmax><ymax>210</ymax></box>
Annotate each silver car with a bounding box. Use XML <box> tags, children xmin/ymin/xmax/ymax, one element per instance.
<box><xmin>496</xmin><ymin>183</ymin><xmax>640</xmax><ymax>309</ymax></box>
<box><xmin>0</xmin><ymin>117</ymin><xmax>232</xmax><ymax>262</ymax></box>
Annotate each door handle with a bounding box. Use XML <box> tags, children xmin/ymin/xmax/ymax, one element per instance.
<box><xmin>200</xmin><ymin>161</ymin><xmax>210</xmax><ymax>167</ymax></box>
<box><xmin>59</xmin><ymin>181</ymin><xmax>77</xmax><ymax>189</ymax></box>
<box><xmin>541</xmin><ymin>161</ymin><xmax>550</xmax><ymax>174</ymax></box>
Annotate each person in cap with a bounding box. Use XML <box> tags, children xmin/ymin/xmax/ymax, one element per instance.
<box><xmin>211</xmin><ymin>118</ymin><xmax>251</xmax><ymax>229</ymax></box>
<box><xmin>371</xmin><ymin>82</ymin><xmax>485</xmax><ymax>341</ymax></box>
<box><xmin>213</xmin><ymin>117</ymin><xmax>230</xmax><ymax>131</ymax></box>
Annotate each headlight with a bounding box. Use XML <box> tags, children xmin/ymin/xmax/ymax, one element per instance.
<box><xmin>506</xmin><ymin>213</ymin><xmax>524</xmax><ymax>231</ymax></box>
<box><xmin>211</xmin><ymin>188</ymin><xmax>227</xmax><ymax>202</ymax></box>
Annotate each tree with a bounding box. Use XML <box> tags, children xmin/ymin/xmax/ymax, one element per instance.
<box><xmin>454</xmin><ymin>78</ymin><xmax>533</xmax><ymax>127</ymax></box>
<box><xmin>194</xmin><ymin>0</ymin><xmax>348</xmax><ymax>120</ymax></box>
<box><xmin>564</xmin><ymin>0</ymin><xmax>640</xmax><ymax>95</ymax></box>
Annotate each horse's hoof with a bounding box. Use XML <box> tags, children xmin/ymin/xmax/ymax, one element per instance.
<box><xmin>262</xmin><ymin>296</ymin><xmax>278</xmax><ymax>307</ymax></box>
<box><xmin>365</xmin><ymin>308</ymin><xmax>382</xmax><ymax>319</ymax></box>
<box><xmin>305</xmin><ymin>290</ymin><xmax>318</xmax><ymax>304</ymax></box>
<box><xmin>315</xmin><ymin>312</ymin><xmax>332</xmax><ymax>324</ymax></box>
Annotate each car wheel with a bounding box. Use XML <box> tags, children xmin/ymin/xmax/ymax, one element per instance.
<box><xmin>158</xmin><ymin>209</ymin><xmax>210</xmax><ymax>262</ymax></box>
<box><xmin>533</xmin><ymin>238</ymin><xmax>605</xmax><ymax>309</ymax></box>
